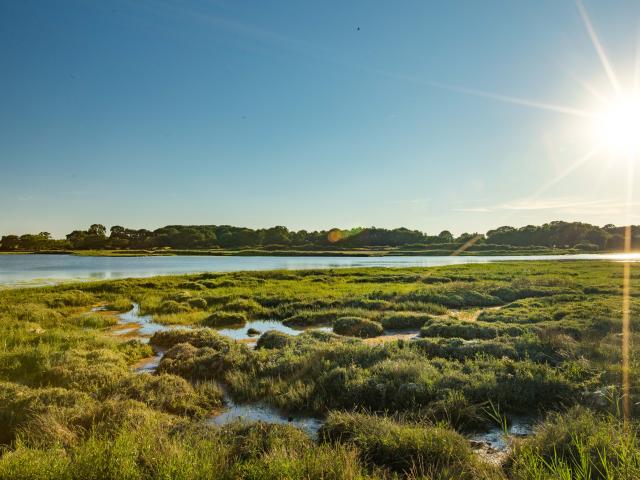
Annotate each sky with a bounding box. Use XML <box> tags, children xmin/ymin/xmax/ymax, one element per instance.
<box><xmin>2</xmin><ymin>0</ymin><xmax>640</xmax><ymax>237</ymax></box>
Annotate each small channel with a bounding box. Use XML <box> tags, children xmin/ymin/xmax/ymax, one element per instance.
<box><xmin>109</xmin><ymin>304</ymin><xmax>327</xmax><ymax>434</ymax></box>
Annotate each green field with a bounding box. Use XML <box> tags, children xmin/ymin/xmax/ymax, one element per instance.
<box><xmin>1</xmin><ymin>261</ymin><xmax>638</xmax><ymax>479</ymax></box>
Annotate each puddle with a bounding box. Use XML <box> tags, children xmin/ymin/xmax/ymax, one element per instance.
<box><xmin>113</xmin><ymin>303</ymin><xmax>177</xmax><ymax>341</ymax></box>
<box><xmin>207</xmin><ymin>397</ymin><xmax>324</xmax><ymax>438</ymax></box>
<box><xmin>468</xmin><ymin>416</ymin><xmax>535</xmax><ymax>464</ymax></box>
<box><xmin>214</xmin><ymin>319</ymin><xmax>332</xmax><ymax>344</ymax></box>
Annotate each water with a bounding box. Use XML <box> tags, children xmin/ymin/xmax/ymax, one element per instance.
<box><xmin>2</xmin><ymin>253</ymin><xmax>639</xmax><ymax>288</ymax></box>
<box><xmin>469</xmin><ymin>416</ymin><xmax>535</xmax><ymax>452</ymax></box>
<box><xmin>216</xmin><ymin>320</ymin><xmax>332</xmax><ymax>342</ymax></box>
<box><xmin>112</xmin><ymin>303</ymin><xmax>174</xmax><ymax>340</ymax></box>
<box><xmin>208</xmin><ymin>400</ymin><xmax>324</xmax><ymax>438</ymax></box>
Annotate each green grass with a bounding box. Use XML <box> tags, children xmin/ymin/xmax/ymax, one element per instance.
<box><xmin>0</xmin><ymin>260</ymin><xmax>638</xmax><ymax>478</ymax></box>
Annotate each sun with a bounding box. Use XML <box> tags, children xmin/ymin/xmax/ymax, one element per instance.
<box><xmin>594</xmin><ymin>95</ymin><xmax>640</xmax><ymax>156</ymax></box>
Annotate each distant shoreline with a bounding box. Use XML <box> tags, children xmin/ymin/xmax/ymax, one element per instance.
<box><xmin>0</xmin><ymin>247</ymin><xmax>620</xmax><ymax>257</ymax></box>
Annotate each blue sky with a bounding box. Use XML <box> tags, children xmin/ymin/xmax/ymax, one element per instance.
<box><xmin>2</xmin><ymin>0</ymin><xmax>640</xmax><ymax>237</ymax></box>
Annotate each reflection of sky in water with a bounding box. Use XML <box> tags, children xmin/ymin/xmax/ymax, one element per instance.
<box><xmin>468</xmin><ymin>417</ymin><xmax>534</xmax><ymax>451</ymax></box>
<box><xmin>208</xmin><ymin>402</ymin><xmax>324</xmax><ymax>438</ymax></box>
<box><xmin>2</xmin><ymin>253</ymin><xmax>640</xmax><ymax>288</ymax></box>
<box><xmin>215</xmin><ymin>320</ymin><xmax>332</xmax><ymax>341</ymax></box>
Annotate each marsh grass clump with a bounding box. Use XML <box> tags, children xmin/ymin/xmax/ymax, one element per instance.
<box><xmin>44</xmin><ymin>348</ymin><xmax>130</xmax><ymax>393</ymax></box>
<box><xmin>381</xmin><ymin>312</ymin><xmax>434</xmax><ymax>330</ymax></box>
<box><xmin>157</xmin><ymin>299</ymin><xmax>191</xmax><ymax>314</ymax></box>
<box><xmin>44</xmin><ymin>289</ymin><xmax>95</xmax><ymax>308</ymax></box>
<box><xmin>152</xmin><ymin>329</ymin><xmax>253</xmax><ymax>382</ymax></box>
<box><xmin>420</xmin><ymin>318</ymin><xmax>526</xmax><ymax>340</ymax></box>
<box><xmin>70</xmin><ymin>313</ymin><xmax>118</xmax><ymax>328</ymax></box>
<box><xmin>333</xmin><ymin>317</ymin><xmax>383</xmax><ymax>338</ymax></box>
<box><xmin>202</xmin><ymin>311</ymin><xmax>248</xmax><ymax>327</ymax></box>
<box><xmin>178</xmin><ymin>281</ymin><xmax>207</xmax><ymax>290</ymax></box>
<box><xmin>102</xmin><ymin>296</ymin><xmax>132</xmax><ymax>312</ymax></box>
<box><xmin>102</xmin><ymin>373</ymin><xmax>224</xmax><ymax>416</ymax></box>
<box><xmin>508</xmin><ymin>407</ymin><xmax>640</xmax><ymax>479</ymax></box>
<box><xmin>320</xmin><ymin>411</ymin><xmax>494</xmax><ymax>479</ymax></box>
<box><xmin>256</xmin><ymin>330</ymin><xmax>293</xmax><ymax>349</ymax></box>
<box><xmin>187</xmin><ymin>297</ymin><xmax>208</xmax><ymax>309</ymax></box>
<box><xmin>283</xmin><ymin>308</ymin><xmax>374</xmax><ymax>327</ymax></box>
<box><xmin>403</xmin><ymin>288</ymin><xmax>502</xmax><ymax>309</ymax></box>
<box><xmin>0</xmin><ymin>381</ymin><xmax>93</xmax><ymax>445</ymax></box>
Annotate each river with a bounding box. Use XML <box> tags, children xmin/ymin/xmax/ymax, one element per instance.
<box><xmin>1</xmin><ymin>253</ymin><xmax>639</xmax><ymax>288</ymax></box>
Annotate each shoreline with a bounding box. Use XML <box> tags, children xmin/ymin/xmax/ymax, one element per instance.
<box><xmin>0</xmin><ymin>247</ymin><xmax>610</xmax><ymax>257</ymax></box>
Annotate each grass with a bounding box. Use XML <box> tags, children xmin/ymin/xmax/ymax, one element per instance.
<box><xmin>0</xmin><ymin>260</ymin><xmax>638</xmax><ymax>478</ymax></box>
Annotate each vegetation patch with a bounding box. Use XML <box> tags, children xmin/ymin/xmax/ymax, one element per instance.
<box><xmin>333</xmin><ymin>316</ymin><xmax>384</xmax><ymax>338</ymax></box>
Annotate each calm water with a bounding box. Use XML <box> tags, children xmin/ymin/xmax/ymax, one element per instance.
<box><xmin>1</xmin><ymin>253</ymin><xmax>639</xmax><ymax>288</ymax></box>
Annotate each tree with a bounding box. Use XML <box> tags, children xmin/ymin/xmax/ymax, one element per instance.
<box><xmin>263</xmin><ymin>226</ymin><xmax>291</xmax><ymax>246</ymax></box>
<box><xmin>606</xmin><ymin>235</ymin><xmax>625</xmax><ymax>251</ymax></box>
<box><xmin>437</xmin><ymin>230</ymin><xmax>454</xmax><ymax>243</ymax></box>
<box><xmin>88</xmin><ymin>224</ymin><xmax>107</xmax><ymax>237</ymax></box>
<box><xmin>0</xmin><ymin>235</ymin><xmax>20</xmax><ymax>250</ymax></box>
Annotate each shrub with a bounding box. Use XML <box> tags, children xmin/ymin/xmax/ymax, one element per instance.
<box><xmin>333</xmin><ymin>317</ymin><xmax>383</xmax><ymax>338</ymax></box>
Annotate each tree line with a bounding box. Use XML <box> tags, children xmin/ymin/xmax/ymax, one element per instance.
<box><xmin>1</xmin><ymin>221</ymin><xmax>638</xmax><ymax>251</ymax></box>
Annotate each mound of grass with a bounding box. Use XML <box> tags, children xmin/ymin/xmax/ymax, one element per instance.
<box><xmin>509</xmin><ymin>407</ymin><xmax>640</xmax><ymax>479</ymax></box>
<box><xmin>381</xmin><ymin>312</ymin><xmax>434</xmax><ymax>330</ymax></box>
<box><xmin>202</xmin><ymin>311</ymin><xmax>248</xmax><ymax>327</ymax></box>
<box><xmin>102</xmin><ymin>374</ymin><xmax>224</xmax><ymax>416</ymax></box>
<box><xmin>333</xmin><ymin>317</ymin><xmax>383</xmax><ymax>338</ymax></box>
<box><xmin>282</xmin><ymin>310</ymin><xmax>338</xmax><ymax>327</ymax></box>
<box><xmin>187</xmin><ymin>297</ymin><xmax>208</xmax><ymax>309</ymax></box>
<box><xmin>157</xmin><ymin>300</ymin><xmax>191</xmax><ymax>314</ymax></box>
<box><xmin>256</xmin><ymin>330</ymin><xmax>293</xmax><ymax>349</ymax></box>
<box><xmin>320</xmin><ymin>411</ymin><xmax>493</xmax><ymax>478</ymax></box>
<box><xmin>420</xmin><ymin>318</ymin><xmax>526</xmax><ymax>340</ymax></box>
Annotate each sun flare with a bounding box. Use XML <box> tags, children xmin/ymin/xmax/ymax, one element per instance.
<box><xmin>594</xmin><ymin>95</ymin><xmax>640</xmax><ymax>156</ymax></box>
